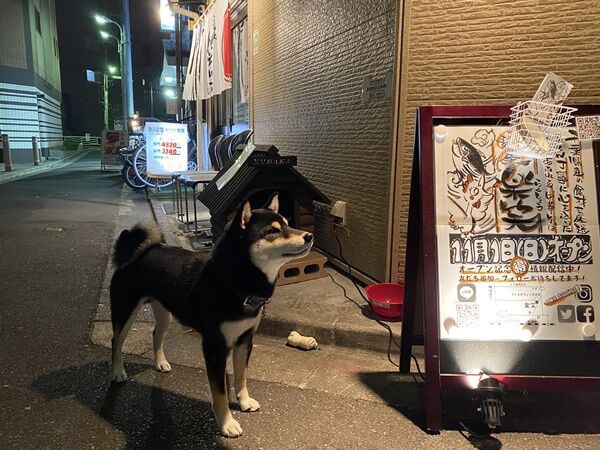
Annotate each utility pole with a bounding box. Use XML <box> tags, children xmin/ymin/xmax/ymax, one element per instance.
<box><xmin>103</xmin><ymin>72</ymin><xmax>109</xmax><ymax>129</ymax></box>
<box><xmin>142</xmin><ymin>78</ymin><xmax>155</xmax><ymax>118</ymax></box>
<box><xmin>122</xmin><ymin>0</ymin><xmax>134</xmax><ymax>118</ymax></box>
<box><xmin>150</xmin><ymin>80</ymin><xmax>154</xmax><ymax>117</ymax></box>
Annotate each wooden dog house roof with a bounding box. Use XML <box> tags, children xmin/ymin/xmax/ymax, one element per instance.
<box><xmin>198</xmin><ymin>144</ymin><xmax>330</xmax><ymax>215</ymax></box>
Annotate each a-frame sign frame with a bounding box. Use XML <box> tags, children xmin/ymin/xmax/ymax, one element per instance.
<box><xmin>400</xmin><ymin>105</ymin><xmax>600</xmax><ymax>433</ymax></box>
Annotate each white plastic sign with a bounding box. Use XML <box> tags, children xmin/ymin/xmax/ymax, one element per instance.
<box><xmin>144</xmin><ymin>122</ymin><xmax>188</xmax><ymax>177</ymax></box>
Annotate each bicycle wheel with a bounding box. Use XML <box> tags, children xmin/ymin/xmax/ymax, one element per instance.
<box><xmin>132</xmin><ymin>145</ymin><xmax>174</xmax><ymax>189</ymax></box>
<box><xmin>121</xmin><ymin>163</ymin><xmax>146</xmax><ymax>190</ymax></box>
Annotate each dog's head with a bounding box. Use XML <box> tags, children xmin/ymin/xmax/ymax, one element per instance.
<box><xmin>230</xmin><ymin>192</ymin><xmax>313</xmax><ymax>283</ymax></box>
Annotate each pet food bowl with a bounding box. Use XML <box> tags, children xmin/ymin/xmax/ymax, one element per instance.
<box><xmin>365</xmin><ymin>283</ymin><xmax>404</xmax><ymax>319</ymax></box>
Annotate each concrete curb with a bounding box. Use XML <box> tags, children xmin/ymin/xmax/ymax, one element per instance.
<box><xmin>147</xmin><ymin>197</ymin><xmax>401</xmax><ymax>355</ymax></box>
<box><xmin>0</xmin><ymin>148</ymin><xmax>95</xmax><ymax>185</ymax></box>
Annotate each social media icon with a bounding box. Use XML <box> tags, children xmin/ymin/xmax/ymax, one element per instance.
<box><xmin>557</xmin><ymin>305</ymin><xmax>575</xmax><ymax>323</ymax></box>
<box><xmin>576</xmin><ymin>285</ymin><xmax>593</xmax><ymax>303</ymax></box>
<box><xmin>577</xmin><ymin>305</ymin><xmax>595</xmax><ymax>323</ymax></box>
<box><xmin>457</xmin><ymin>284</ymin><xmax>476</xmax><ymax>302</ymax></box>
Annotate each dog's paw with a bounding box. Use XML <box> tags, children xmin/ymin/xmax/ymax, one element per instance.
<box><xmin>239</xmin><ymin>397</ymin><xmax>260</xmax><ymax>412</ymax></box>
<box><xmin>155</xmin><ymin>359</ymin><xmax>172</xmax><ymax>373</ymax></box>
<box><xmin>111</xmin><ymin>367</ymin><xmax>128</xmax><ymax>383</ymax></box>
<box><xmin>219</xmin><ymin>416</ymin><xmax>243</xmax><ymax>438</ymax></box>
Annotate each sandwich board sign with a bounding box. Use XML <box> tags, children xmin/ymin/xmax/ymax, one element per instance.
<box><xmin>101</xmin><ymin>129</ymin><xmax>126</xmax><ymax>168</ymax></box>
<box><xmin>144</xmin><ymin>122</ymin><xmax>188</xmax><ymax>177</ymax></box>
<box><xmin>400</xmin><ymin>105</ymin><xmax>600</xmax><ymax>433</ymax></box>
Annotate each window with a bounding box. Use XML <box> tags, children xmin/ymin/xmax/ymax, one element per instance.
<box><xmin>35</xmin><ymin>7</ymin><xmax>41</xmax><ymax>34</ymax></box>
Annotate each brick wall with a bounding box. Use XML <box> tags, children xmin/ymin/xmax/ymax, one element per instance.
<box><xmin>249</xmin><ymin>0</ymin><xmax>397</xmax><ymax>281</ymax></box>
<box><xmin>391</xmin><ymin>0</ymin><xmax>600</xmax><ymax>281</ymax></box>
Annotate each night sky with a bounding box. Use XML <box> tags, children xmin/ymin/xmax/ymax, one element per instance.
<box><xmin>56</xmin><ymin>0</ymin><xmax>170</xmax><ymax>135</ymax></box>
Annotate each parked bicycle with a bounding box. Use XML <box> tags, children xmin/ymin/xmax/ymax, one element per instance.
<box><xmin>119</xmin><ymin>116</ymin><xmax>201</xmax><ymax>191</ymax></box>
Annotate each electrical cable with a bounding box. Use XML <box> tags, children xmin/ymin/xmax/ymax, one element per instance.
<box><xmin>327</xmin><ymin>273</ymin><xmax>399</xmax><ymax>368</ymax></box>
<box><xmin>329</xmin><ymin>223</ymin><xmax>421</xmax><ymax>370</ymax></box>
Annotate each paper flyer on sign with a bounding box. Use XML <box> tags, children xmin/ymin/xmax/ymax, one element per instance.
<box><xmin>144</xmin><ymin>122</ymin><xmax>188</xmax><ymax>177</ymax></box>
<box><xmin>434</xmin><ymin>125</ymin><xmax>599</xmax><ymax>341</ymax></box>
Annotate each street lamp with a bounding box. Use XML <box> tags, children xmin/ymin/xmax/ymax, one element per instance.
<box><xmin>99</xmin><ymin>30</ymin><xmax>119</xmax><ymax>45</ymax></box>
<box><xmin>95</xmin><ymin>3</ymin><xmax>134</xmax><ymax>123</ymax></box>
<box><xmin>99</xmin><ymin>28</ymin><xmax>127</xmax><ymax>129</ymax></box>
<box><xmin>102</xmin><ymin>66</ymin><xmax>121</xmax><ymax>130</ymax></box>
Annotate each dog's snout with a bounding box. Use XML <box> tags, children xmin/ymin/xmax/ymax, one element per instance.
<box><xmin>304</xmin><ymin>233</ymin><xmax>313</xmax><ymax>244</ymax></box>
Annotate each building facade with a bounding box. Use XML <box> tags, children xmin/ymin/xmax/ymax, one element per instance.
<box><xmin>248</xmin><ymin>0</ymin><xmax>600</xmax><ymax>283</ymax></box>
<box><xmin>0</xmin><ymin>0</ymin><xmax>62</xmax><ymax>162</ymax></box>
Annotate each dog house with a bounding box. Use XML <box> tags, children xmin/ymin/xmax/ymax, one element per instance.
<box><xmin>198</xmin><ymin>144</ymin><xmax>330</xmax><ymax>285</ymax></box>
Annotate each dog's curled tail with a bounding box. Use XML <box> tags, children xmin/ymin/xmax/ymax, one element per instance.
<box><xmin>113</xmin><ymin>223</ymin><xmax>163</xmax><ymax>267</ymax></box>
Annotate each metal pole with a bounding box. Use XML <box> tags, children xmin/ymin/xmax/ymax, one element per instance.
<box><xmin>119</xmin><ymin>43</ymin><xmax>127</xmax><ymax>130</ymax></box>
<box><xmin>103</xmin><ymin>72</ymin><xmax>109</xmax><ymax>129</ymax></box>
<box><xmin>2</xmin><ymin>134</ymin><xmax>13</xmax><ymax>171</ymax></box>
<box><xmin>150</xmin><ymin>80</ymin><xmax>154</xmax><ymax>117</ymax></box>
<box><xmin>32</xmin><ymin>136</ymin><xmax>40</xmax><ymax>165</ymax></box>
<box><xmin>175</xmin><ymin>13</ymin><xmax>183</xmax><ymax>121</ymax></box>
<box><xmin>122</xmin><ymin>0</ymin><xmax>134</xmax><ymax>117</ymax></box>
<box><xmin>196</xmin><ymin>100</ymin><xmax>204</xmax><ymax>170</ymax></box>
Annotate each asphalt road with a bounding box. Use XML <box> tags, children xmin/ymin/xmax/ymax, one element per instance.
<box><xmin>0</xmin><ymin>154</ymin><xmax>419</xmax><ymax>449</ymax></box>
<box><xmin>1</xmin><ymin>153</ymin><xmax>600</xmax><ymax>450</ymax></box>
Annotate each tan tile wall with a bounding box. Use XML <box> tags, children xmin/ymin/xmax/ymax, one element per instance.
<box><xmin>249</xmin><ymin>0</ymin><xmax>397</xmax><ymax>281</ymax></box>
<box><xmin>391</xmin><ymin>0</ymin><xmax>600</xmax><ymax>281</ymax></box>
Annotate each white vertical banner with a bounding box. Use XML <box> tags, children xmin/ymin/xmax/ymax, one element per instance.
<box><xmin>144</xmin><ymin>122</ymin><xmax>188</xmax><ymax>177</ymax></box>
<box><xmin>182</xmin><ymin>0</ymin><xmax>231</xmax><ymax>100</ymax></box>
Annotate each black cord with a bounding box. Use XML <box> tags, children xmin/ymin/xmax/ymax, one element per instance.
<box><xmin>329</xmin><ymin>224</ymin><xmax>416</xmax><ymax>368</ymax></box>
<box><xmin>331</xmin><ymin>225</ymin><xmax>430</xmax><ymax>381</ymax></box>
<box><xmin>327</xmin><ymin>273</ymin><xmax>399</xmax><ymax>368</ymax></box>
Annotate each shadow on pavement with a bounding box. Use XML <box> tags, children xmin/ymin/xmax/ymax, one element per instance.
<box><xmin>32</xmin><ymin>361</ymin><xmax>228</xmax><ymax>449</ymax></box>
<box><xmin>360</xmin><ymin>371</ymin><xmax>600</xmax><ymax>449</ymax></box>
<box><xmin>358</xmin><ymin>371</ymin><xmax>426</xmax><ymax>430</ymax></box>
<box><xmin>359</xmin><ymin>372</ymin><xmax>503</xmax><ymax>449</ymax></box>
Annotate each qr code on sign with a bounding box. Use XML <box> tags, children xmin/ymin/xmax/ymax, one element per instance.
<box><xmin>456</xmin><ymin>303</ymin><xmax>480</xmax><ymax>328</ymax></box>
<box><xmin>576</xmin><ymin>115</ymin><xmax>600</xmax><ymax>141</ymax></box>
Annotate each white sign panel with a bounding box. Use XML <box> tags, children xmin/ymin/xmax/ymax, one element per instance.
<box><xmin>435</xmin><ymin>126</ymin><xmax>599</xmax><ymax>342</ymax></box>
<box><xmin>144</xmin><ymin>122</ymin><xmax>188</xmax><ymax>177</ymax></box>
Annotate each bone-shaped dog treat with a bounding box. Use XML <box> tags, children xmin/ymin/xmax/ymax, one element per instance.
<box><xmin>286</xmin><ymin>331</ymin><xmax>318</xmax><ymax>350</ymax></box>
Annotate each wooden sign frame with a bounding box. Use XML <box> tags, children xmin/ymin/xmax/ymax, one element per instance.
<box><xmin>400</xmin><ymin>105</ymin><xmax>600</xmax><ymax>433</ymax></box>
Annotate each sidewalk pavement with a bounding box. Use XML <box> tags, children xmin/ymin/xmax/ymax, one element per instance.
<box><xmin>91</xmin><ymin>185</ymin><xmax>425</xmax><ymax>431</ymax></box>
<box><xmin>95</xmin><ymin>187</ymin><xmax>405</xmax><ymax>356</ymax></box>
<box><xmin>89</xmin><ymin>183</ymin><xmax>600</xmax><ymax>447</ymax></box>
<box><xmin>0</xmin><ymin>147</ymin><xmax>95</xmax><ymax>185</ymax></box>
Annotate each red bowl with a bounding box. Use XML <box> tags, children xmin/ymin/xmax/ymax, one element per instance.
<box><xmin>365</xmin><ymin>283</ymin><xmax>404</xmax><ymax>319</ymax></box>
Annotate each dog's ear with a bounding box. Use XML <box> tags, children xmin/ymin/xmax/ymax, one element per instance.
<box><xmin>263</xmin><ymin>192</ymin><xmax>279</xmax><ymax>213</ymax></box>
<box><xmin>238</xmin><ymin>200</ymin><xmax>252</xmax><ymax>229</ymax></box>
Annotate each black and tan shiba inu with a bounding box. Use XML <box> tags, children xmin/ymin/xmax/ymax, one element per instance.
<box><xmin>109</xmin><ymin>193</ymin><xmax>312</xmax><ymax>437</ymax></box>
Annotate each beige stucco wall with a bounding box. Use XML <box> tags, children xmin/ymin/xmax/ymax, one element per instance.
<box><xmin>249</xmin><ymin>0</ymin><xmax>397</xmax><ymax>281</ymax></box>
<box><xmin>391</xmin><ymin>0</ymin><xmax>600</xmax><ymax>282</ymax></box>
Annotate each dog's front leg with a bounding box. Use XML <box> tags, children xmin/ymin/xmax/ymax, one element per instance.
<box><xmin>233</xmin><ymin>330</ymin><xmax>260</xmax><ymax>412</ymax></box>
<box><xmin>202</xmin><ymin>338</ymin><xmax>243</xmax><ymax>438</ymax></box>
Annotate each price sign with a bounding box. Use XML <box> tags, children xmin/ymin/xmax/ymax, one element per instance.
<box><xmin>144</xmin><ymin>122</ymin><xmax>188</xmax><ymax>177</ymax></box>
